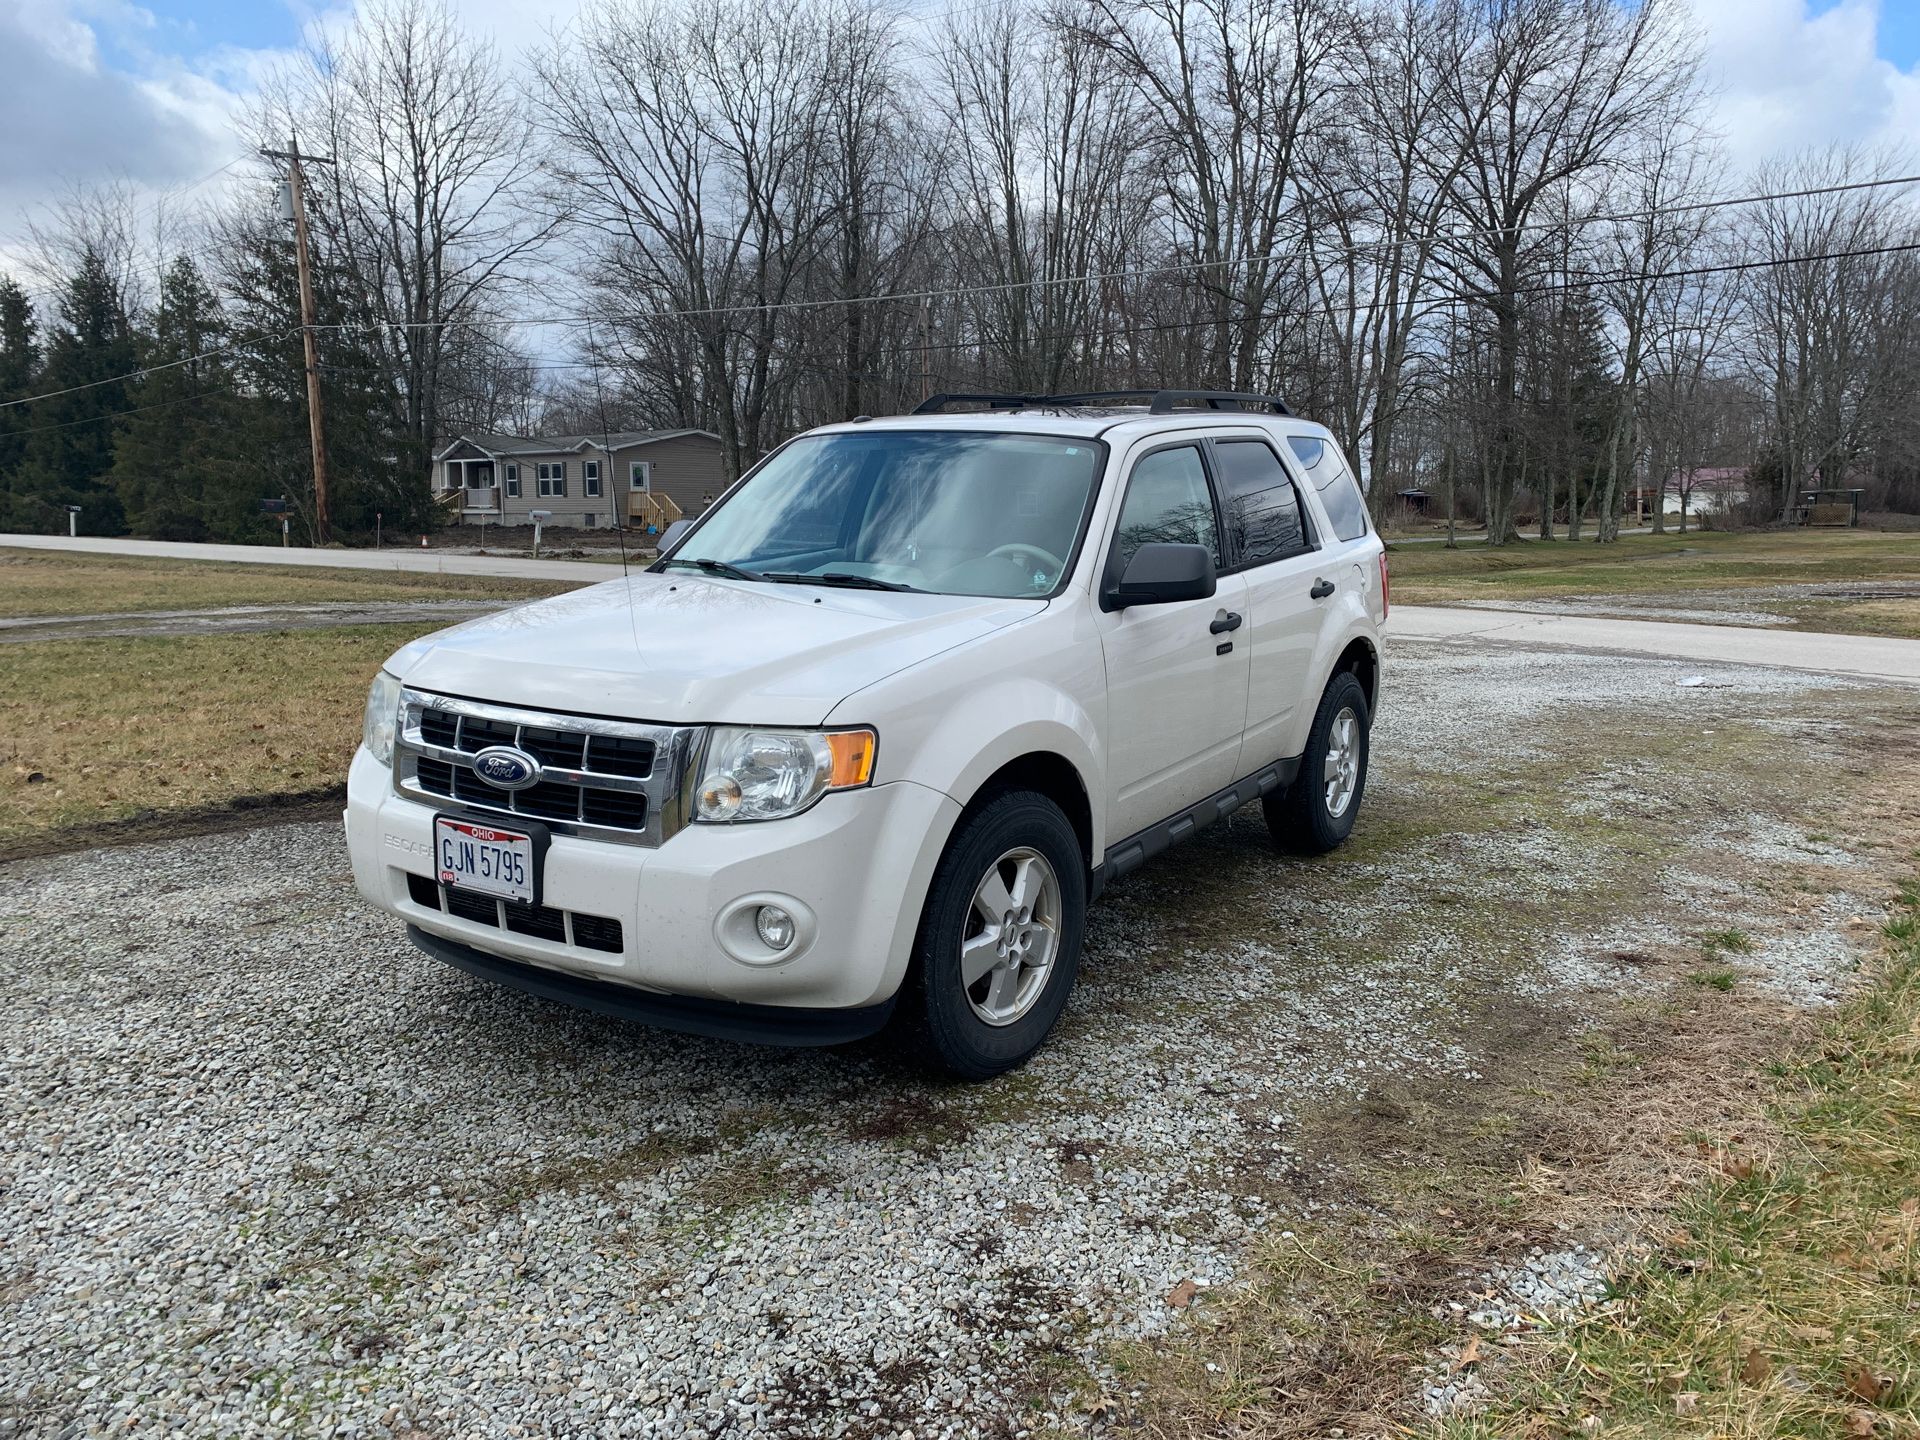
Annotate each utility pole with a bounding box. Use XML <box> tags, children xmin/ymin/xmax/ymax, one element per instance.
<box><xmin>261</xmin><ymin>138</ymin><xmax>336</xmax><ymax>545</ymax></box>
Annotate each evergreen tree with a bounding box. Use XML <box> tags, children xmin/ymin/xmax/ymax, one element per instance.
<box><xmin>112</xmin><ymin>258</ymin><xmax>252</xmax><ymax>540</ymax></box>
<box><xmin>0</xmin><ymin>275</ymin><xmax>38</xmax><ymax>492</ymax></box>
<box><xmin>8</xmin><ymin>249</ymin><xmax>134</xmax><ymax>534</ymax></box>
<box><xmin>224</xmin><ymin>213</ymin><xmax>414</xmax><ymax>542</ymax></box>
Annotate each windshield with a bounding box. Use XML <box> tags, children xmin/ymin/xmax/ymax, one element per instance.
<box><xmin>662</xmin><ymin>430</ymin><xmax>1104</xmax><ymax>598</ymax></box>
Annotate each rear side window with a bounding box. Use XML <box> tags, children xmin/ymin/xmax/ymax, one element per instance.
<box><xmin>1109</xmin><ymin>445</ymin><xmax>1221</xmax><ymax>574</ymax></box>
<box><xmin>1287</xmin><ymin>435</ymin><xmax>1370</xmax><ymax>543</ymax></box>
<box><xmin>1212</xmin><ymin>439</ymin><xmax>1311</xmax><ymax>566</ymax></box>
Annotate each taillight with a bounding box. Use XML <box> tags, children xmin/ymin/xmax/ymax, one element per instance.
<box><xmin>1379</xmin><ymin>551</ymin><xmax>1390</xmax><ymax>618</ymax></box>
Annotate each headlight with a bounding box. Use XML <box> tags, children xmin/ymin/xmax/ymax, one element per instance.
<box><xmin>695</xmin><ymin>726</ymin><xmax>875</xmax><ymax>822</ymax></box>
<box><xmin>363</xmin><ymin>671</ymin><xmax>403</xmax><ymax>765</ymax></box>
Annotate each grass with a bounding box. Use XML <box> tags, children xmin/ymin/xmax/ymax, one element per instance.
<box><xmin>0</xmin><ymin>624</ymin><xmax>439</xmax><ymax>850</ymax></box>
<box><xmin>1387</xmin><ymin>530</ymin><xmax>1920</xmax><ymax>638</ymax></box>
<box><xmin>1101</xmin><ymin>878</ymin><xmax>1920</xmax><ymax>1440</ymax></box>
<box><xmin>0</xmin><ymin>546</ymin><xmax>574</xmax><ymax>620</ymax></box>
<box><xmin>1444</xmin><ymin>879</ymin><xmax>1920</xmax><ymax>1440</ymax></box>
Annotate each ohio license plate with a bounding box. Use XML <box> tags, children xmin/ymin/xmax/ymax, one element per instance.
<box><xmin>434</xmin><ymin>817</ymin><xmax>536</xmax><ymax>904</ymax></box>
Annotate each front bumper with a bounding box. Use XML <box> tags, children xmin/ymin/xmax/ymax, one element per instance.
<box><xmin>344</xmin><ymin>746</ymin><xmax>960</xmax><ymax>1016</ymax></box>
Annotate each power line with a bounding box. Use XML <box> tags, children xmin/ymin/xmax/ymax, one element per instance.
<box><xmin>383</xmin><ymin>237</ymin><xmax>1920</xmax><ymax>364</ymax></box>
<box><xmin>13</xmin><ymin>237</ymin><xmax>1917</xmax><ymax>440</ymax></box>
<box><xmin>2</xmin><ymin>385</ymin><xmax>233</xmax><ymax>438</ymax></box>
<box><xmin>0</xmin><ymin>327</ymin><xmax>298</xmax><ymax>410</ymax></box>
<box><xmin>272</xmin><ymin>170</ymin><xmax>1920</xmax><ymax>336</ymax></box>
<box><xmin>7</xmin><ymin>207</ymin><xmax>1920</xmax><ymax>414</ymax></box>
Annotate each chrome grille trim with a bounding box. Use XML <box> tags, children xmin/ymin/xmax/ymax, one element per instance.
<box><xmin>393</xmin><ymin>686</ymin><xmax>704</xmax><ymax>847</ymax></box>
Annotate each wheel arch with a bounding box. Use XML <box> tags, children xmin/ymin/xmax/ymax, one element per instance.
<box><xmin>1331</xmin><ymin>633</ymin><xmax>1380</xmax><ymax>713</ymax></box>
<box><xmin>958</xmin><ymin>750</ymin><xmax>1095</xmax><ymax>880</ymax></box>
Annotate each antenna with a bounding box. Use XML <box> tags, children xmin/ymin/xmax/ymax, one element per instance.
<box><xmin>584</xmin><ymin>316</ymin><xmax>629</xmax><ymax>582</ymax></box>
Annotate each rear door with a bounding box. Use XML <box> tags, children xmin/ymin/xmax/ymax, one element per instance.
<box><xmin>1206</xmin><ymin>433</ymin><xmax>1339</xmax><ymax>773</ymax></box>
<box><xmin>1094</xmin><ymin>441</ymin><xmax>1251</xmax><ymax>841</ymax></box>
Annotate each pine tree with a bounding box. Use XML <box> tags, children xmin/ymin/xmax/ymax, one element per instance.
<box><xmin>113</xmin><ymin>258</ymin><xmax>252</xmax><ymax>539</ymax></box>
<box><xmin>0</xmin><ymin>275</ymin><xmax>43</xmax><ymax>521</ymax></box>
<box><xmin>223</xmin><ymin>214</ymin><xmax>414</xmax><ymax>541</ymax></box>
<box><xmin>8</xmin><ymin>249</ymin><xmax>135</xmax><ymax>534</ymax></box>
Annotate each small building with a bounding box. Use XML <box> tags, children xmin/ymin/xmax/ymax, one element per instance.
<box><xmin>431</xmin><ymin>430</ymin><xmax>726</xmax><ymax>532</ymax></box>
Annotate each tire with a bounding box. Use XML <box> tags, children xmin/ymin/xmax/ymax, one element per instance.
<box><xmin>907</xmin><ymin>789</ymin><xmax>1086</xmax><ymax>1080</ymax></box>
<box><xmin>1264</xmin><ymin>670</ymin><xmax>1371</xmax><ymax>855</ymax></box>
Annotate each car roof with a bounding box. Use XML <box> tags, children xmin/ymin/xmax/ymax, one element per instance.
<box><xmin>811</xmin><ymin>408</ymin><xmax>1334</xmax><ymax>445</ymax></box>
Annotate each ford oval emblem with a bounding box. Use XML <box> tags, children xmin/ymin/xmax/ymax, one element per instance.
<box><xmin>471</xmin><ymin>745</ymin><xmax>541</xmax><ymax>791</ymax></box>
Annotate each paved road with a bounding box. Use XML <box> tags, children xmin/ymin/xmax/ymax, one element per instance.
<box><xmin>1386</xmin><ymin>525</ymin><xmax>1656</xmax><ymax>545</ymax></box>
<box><xmin>0</xmin><ymin>532</ymin><xmax>624</xmax><ymax>584</ymax></box>
<box><xmin>1388</xmin><ymin>604</ymin><xmax>1920</xmax><ymax>685</ymax></box>
<box><xmin>9</xmin><ymin>531</ymin><xmax>1917</xmax><ymax>685</ymax></box>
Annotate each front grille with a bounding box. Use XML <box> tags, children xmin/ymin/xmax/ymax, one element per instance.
<box><xmin>406</xmin><ymin>871</ymin><xmax>624</xmax><ymax>954</ymax></box>
<box><xmin>394</xmin><ymin>688</ymin><xmax>699</xmax><ymax>847</ymax></box>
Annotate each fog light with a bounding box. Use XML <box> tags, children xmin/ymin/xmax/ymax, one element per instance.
<box><xmin>754</xmin><ymin>904</ymin><xmax>796</xmax><ymax>951</ymax></box>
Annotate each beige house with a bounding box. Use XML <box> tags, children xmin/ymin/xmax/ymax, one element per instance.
<box><xmin>432</xmin><ymin>430</ymin><xmax>727</xmax><ymax>533</ymax></box>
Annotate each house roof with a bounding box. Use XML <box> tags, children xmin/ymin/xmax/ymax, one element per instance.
<box><xmin>433</xmin><ymin>429</ymin><xmax>719</xmax><ymax>461</ymax></box>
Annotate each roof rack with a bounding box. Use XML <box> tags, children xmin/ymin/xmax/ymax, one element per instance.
<box><xmin>911</xmin><ymin>389</ymin><xmax>1291</xmax><ymax>417</ymax></box>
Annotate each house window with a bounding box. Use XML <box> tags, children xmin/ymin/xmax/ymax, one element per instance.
<box><xmin>538</xmin><ymin>461</ymin><xmax>567</xmax><ymax>498</ymax></box>
<box><xmin>583</xmin><ymin>460</ymin><xmax>602</xmax><ymax>498</ymax></box>
<box><xmin>504</xmin><ymin>464</ymin><xmax>520</xmax><ymax>499</ymax></box>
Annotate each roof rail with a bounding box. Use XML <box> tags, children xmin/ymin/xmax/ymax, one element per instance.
<box><xmin>911</xmin><ymin>389</ymin><xmax>1291</xmax><ymax>416</ymax></box>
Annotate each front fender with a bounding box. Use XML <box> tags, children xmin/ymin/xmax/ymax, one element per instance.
<box><xmin>825</xmin><ymin>604</ymin><xmax>1107</xmax><ymax>855</ymax></box>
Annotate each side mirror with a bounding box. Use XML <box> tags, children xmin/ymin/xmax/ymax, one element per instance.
<box><xmin>1104</xmin><ymin>542</ymin><xmax>1216</xmax><ymax>610</ymax></box>
<box><xmin>658</xmin><ymin>519</ymin><xmax>693</xmax><ymax>553</ymax></box>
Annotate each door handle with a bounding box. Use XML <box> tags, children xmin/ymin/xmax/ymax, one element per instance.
<box><xmin>1209</xmin><ymin>610</ymin><xmax>1243</xmax><ymax>635</ymax></box>
<box><xmin>1310</xmin><ymin>578</ymin><xmax>1336</xmax><ymax>600</ymax></box>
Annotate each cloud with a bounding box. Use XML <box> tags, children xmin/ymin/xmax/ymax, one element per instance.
<box><xmin>0</xmin><ymin>1</ymin><xmax>239</xmax><ymax>248</ymax></box>
<box><xmin>1690</xmin><ymin>0</ymin><xmax>1920</xmax><ymax>174</ymax></box>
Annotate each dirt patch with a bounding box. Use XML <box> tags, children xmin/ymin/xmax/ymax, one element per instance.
<box><xmin>0</xmin><ymin>783</ymin><xmax>347</xmax><ymax>864</ymax></box>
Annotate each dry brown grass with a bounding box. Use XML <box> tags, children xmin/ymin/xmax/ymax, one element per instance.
<box><xmin>0</xmin><ymin>624</ymin><xmax>436</xmax><ymax>850</ymax></box>
<box><xmin>1388</xmin><ymin>530</ymin><xmax>1920</xmax><ymax>625</ymax></box>
<box><xmin>0</xmin><ymin>546</ymin><xmax>572</xmax><ymax>620</ymax></box>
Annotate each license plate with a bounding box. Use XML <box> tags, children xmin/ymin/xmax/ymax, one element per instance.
<box><xmin>434</xmin><ymin>817</ymin><xmax>536</xmax><ymax>904</ymax></box>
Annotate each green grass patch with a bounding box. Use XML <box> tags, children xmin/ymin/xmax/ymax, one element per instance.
<box><xmin>0</xmin><ymin>546</ymin><xmax>573</xmax><ymax>619</ymax></box>
<box><xmin>1448</xmin><ymin>880</ymin><xmax>1920</xmax><ymax>1439</ymax></box>
<box><xmin>1686</xmin><ymin>967</ymin><xmax>1739</xmax><ymax>992</ymax></box>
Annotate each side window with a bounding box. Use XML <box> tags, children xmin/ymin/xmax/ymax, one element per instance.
<box><xmin>1212</xmin><ymin>439</ymin><xmax>1311</xmax><ymax>565</ymax></box>
<box><xmin>1288</xmin><ymin>435</ymin><xmax>1370</xmax><ymax>543</ymax></box>
<box><xmin>504</xmin><ymin>463</ymin><xmax>520</xmax><ymax>498</ymax></box>
<box><xmin>1109</xmin><ymin>445</ymin><xmax>1220</xmax><ymax>577</ymax></box>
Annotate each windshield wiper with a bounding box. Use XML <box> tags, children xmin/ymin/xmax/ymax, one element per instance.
<box><xmin>764</xmin><ymin>571</ymin><xmax>922</xmax><ymax>593</ymax></box>
<box><xmin>660</xmin><ymin>556</ymin><xmax>769</xmax><ymax>583</ymax></box>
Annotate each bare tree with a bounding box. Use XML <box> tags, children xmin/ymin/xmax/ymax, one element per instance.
<box><xmin>1299</xmin><ymin>0</ymin><xmax>1482</xmax><ymax>506</ymax></box>
<box><xmin>1436</xmin><ymin>0</ymin><xmax>1696</xmax><ymax>544</ymax></box>
<box><xmin>249</xmin><ymin>0</ymin><xmax>556</xmax><ymax>470</ymax></box>
<box><xmin>1742</xmin><ymin>145</ymin><xmax>1916</xmax><ymax>516</ymax></box>
<box><xmin>935</xmin><ymin>2</ymin><xmax>1154</xmax><ymax>394</ymax></box>
<box><xmin>1070</xmin><ymin>0</ymin><xmax>1344</xmax><ymax>390</ymax></box>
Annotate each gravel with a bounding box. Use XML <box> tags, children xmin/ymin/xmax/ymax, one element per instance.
<box><xmin>0</xmin><ymin>641</ymin><xmax>1900</xmax><ymax>1437</ymax></box>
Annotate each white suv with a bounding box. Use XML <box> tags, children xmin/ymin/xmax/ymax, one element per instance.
<box><xmin>346</xmin><ymin>391</ymin><xmax>1385</xmax><ymax>1077</ymax></box>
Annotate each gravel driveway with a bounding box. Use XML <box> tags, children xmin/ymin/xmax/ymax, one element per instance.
<box><xmin>2</xmin><ymin>641</ymin><xmax>1909</xmax><ymax>1438</ymax></box>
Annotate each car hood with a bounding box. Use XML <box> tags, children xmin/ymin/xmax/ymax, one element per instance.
<box><xmin>388</xmin><ymin>572</ymin><xmax>1039</xmax><ymax>726</ymax></box>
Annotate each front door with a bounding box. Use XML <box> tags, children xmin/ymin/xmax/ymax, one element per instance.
<box><xmin>1095</xmin><ymin>442</ymin><xmax>1251</xmax><ymax>841</ymax></box>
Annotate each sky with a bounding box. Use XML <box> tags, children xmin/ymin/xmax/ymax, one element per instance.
<box><xmin>1</xmin><ymin>0</ymin><xmax>1917</xmax><ymax>292</ymax></box>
